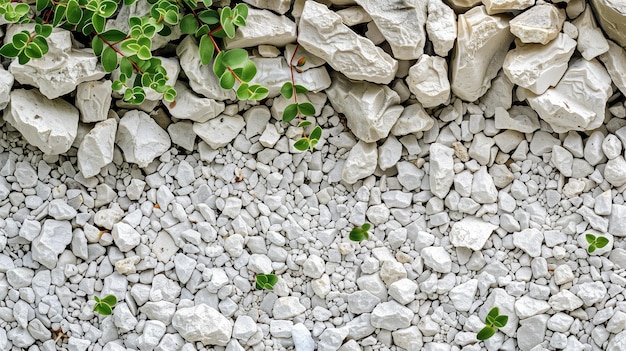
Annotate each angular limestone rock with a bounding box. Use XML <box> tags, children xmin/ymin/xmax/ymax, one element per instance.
<box><xmin>165</xmin><ymin>82</ymin><xmax>225</xmax><ymax>123</ymax></box>
<box><xmin>336</xmin><ymin>7</ymin><xmax>372</xmax><ymax>26</ymax></box>
<box><xmin>342</xmin><ymin>141</ymin><xmax>378</xmax><ymax>184</ymax></box>
<box><xmin>326</xmin><ymin>73</ymin><xmax>403</xmax><ymax>143</ymax></box>
<box><xmin>503</xmin><ymin>33</ymin><xmax>577</xmax><ymax>95</ymax></box>
<box><xmin>483</xmin><ymin>0</ymin><xmax>535</xmax><ymax>15</ymax></box>
<box><xmin>76</xmin><ymin>80</ymin><xmax>112</xmax><ymax>123</ymax></box>
<box><xmin>495</xmin><ymin>106</ymin><xmax>540</xmax><ymax>133</ymax></box>
<box><xmin>193</xmin><ymin>115</ymin><xmax>245</xmax><ymax>149</ymax></box>
<box><xmin>355</xmin><ymin>0</ymin><xmax>427</xmax><ymax>60</ymax></box>
<box><xmin>116</xmin><ymin>110</ymin><xmax>171</xmax><ymax>167</ymax></box>
<box><xmin>429</xmin><ymin>143</ymin><xmax>455</xmax><ymax>199</ymax></box>
<box><xmin>426</xmin><ymin>0</ymin><xmax>457</xmax><ymax>56</ymax></box>
<box><xmin>450</xmin><ymin>216</ymin><xmax>498</xmax><ymax>250</ymax></box>
<box><xmin>480</xmin><ymin>71</ymin><xmax>514</xmax><ymax>117</ymax></box>
<box><xmin>6</xmin><ymin>26</ymin><xmax>105</xmax><ymax>99</ymax></box>
<box><xmin>573</xmin><ymin>7</ymin><xmax>610</xmax><ymax>60</ymax></box>
<box><xmin>599</xmin><ymin>40</ymin><xmax>626</xmax><ymax>96</ymax></box>
<box><xmin>451</xmin><ymin>6</ymin><xmax>514</xmax><ymax>102</ymax></box>
<box><xmin>4</xmin><ymin>89</ymin><xmax>79</xmax><ymax>155</ymax></box>
<box><xmin>509</xmin><ymin>4</ymin><xmax>564</xmax><ymax>44</ymax></box>
<box><xmin>590</xmin><ymin>0</ymin><xmax>626</xmax><ymax>49</ymax></box>
<box><xmin>32</xmin><ymin>220</ymin><xmax>73</xmax><ymax>269</ymax></box>
<box><xmin>298</xmin><ymin>0</ymin><xmax>397</xmax><ymax>84</ymax></box>
<box><xmin>526</xmin><ymin>59</ymin><xmax>612</xmax><ymax>133</ymax></box>
<box><xmin>444</xmin><ymin>0</ymin><xmax>481</xmax><ymax>11</ymax></box>
<box><xmin>391</xmin><ymin>104</ymin><xmax>435</xmax><ymax>136</ymax></box>
<box><xmin>251</xmin><ymin>57</ymin><xmax>331</xmax><ymax>97</ymax></box>
<box><xmin>172</xmin><ymin>305</ymin><xmax>232</xmax><ymax>346</ymax></box>
<box><xmin>176</xmin><ymin>36</ymin><xmax>235</xmax><ymax>101</ymax></box>
<box><xmin>225</xmin><ymin>9</ymin><xmax>296</xmax><ymax>49</ymax></box>
<box><xmin>0</xmin><ymin>66</ymin><xmax>13</xmax><ymax>110</ymax></box>
<box><xmin>407</xmin><ymin>55</ymin><xmax>450</xmax><ymax>108</ymax></box>
<box><xmin>242</xmin><ymin>0</ymin><xmax>291</xmax><ymax>14</ymax></box>
<box><xmin>77</xmin><ymin>119</ymin><xmax>117</xmax><ymax>178</ymax></box>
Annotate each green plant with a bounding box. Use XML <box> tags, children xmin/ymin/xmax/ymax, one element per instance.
<box><xmin>585</xmin><ymin>233</ymin><xmax>609</xmax><ymax>253</ymax></box>
<box><xmin>0</xmin><ymin>0</ymin><xmax>268</xmax><ymax>104</ymax></box>
<box><xmin>349</xmin><ymin>223</ymin><xmax>371</xmax><ymax>242</ymax></box>
<box><xmin>477</xmin><ymin>307</ymin><xmax>508</xmax><ymax>341</ymax></box>
<box><xmin>255</xmin><ymin>274</ymin><xmax>278</xmax><ymax>290</ymax></box>
<box><xmin>93</xmin><ymin>294</ymin><xmax>117</xmax><ymax>315</ymax></box>
<box><xmin>280</xmin><ymin>44</ymin><xmax>321</xmax><ymax>152</ymax></box>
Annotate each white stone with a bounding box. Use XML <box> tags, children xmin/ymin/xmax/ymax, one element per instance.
<box><xmin>421</xmin><ymin>247</ymin><xmax>452</xmax><ymax>273</ymax></box>
<box><xmin>273</xmin><ymin>297</ymin><xmax>306</xmax><ymax>319</ymax></box>
<box><xmin>193</xmin><ymin>115</ymin><xmax>245</xmax><ymax>149</ymax></box>
<box><xmin>348</xmin><ymin>291</ymin><xmax>381</xmax><ymax>314</ymax></box>
<box><xmin>259</xmin><ymin>124</ymin><xmax>280</xmax><ymax>148</ymax></box>
<box><xmin>468</xmin><ymin>133</ymin><xmax>494</xmax><ymax>165</ymax></box>
<box><xmin>6</xmin><ymin>27</ymin><xmax>105</xmax><ymax>99</ymax></box>
<box><xmin>483</xmin><ymin>0</ymin><xmax>535</xmax><ymax>15</ymax></box>
<box><xmin>116</xmin><ymin>110</ymin><xmax>171</xmax><ymax>167</ymax></box>
<box><xmin>407</xmin><ymin>55</ymin><xmax>450</xmax><ymax>108</ymax></box>
<box><xmin>426</xmin><ymin>0</ymin><xmax>457</xmax><ymax>56</ymax></box>
<box><xmin>378</xmin><ymin>136</ymin><xmax>402</xmax><ymax>171</ymax></box>
<box><xmin>32</xmin><ymin>220</ymin><xmax>72</xmax><ymax>269</ymax></box>
<box><xmin>471</xmin><ymin>166</ymin><xmax>498</xmax><ymax>204</ymax></box>
<box><xmin>112</xmin><ymin>222</ymin><xmax>141</xmax><ymax>252</ymax></box>
<box><xmin>225</xmin><ymin>9</ymin><xmax>296</xmax><ymax>49</ymax></box>
<box><xmin>494</xmin><ymin>106</ymin><xmax>540</xmax><ymax>133</ymax></box>
<box><xmin>445</xmin><ymin>0</ymin><xmax>481</xmax><ymax>11</ymax></box>
<box><xmin>336</xmin><ymin>6</ymin><xmax>372</xmax><ymax>26</ymax></box>
<box><xmin>232</xmin><ymin>315</ymin><xmax>257</xmax><ymax>342</ymax></box>
<box><xmin>517</xmin><ymin>315</ymin><xmax>548</xmax><ymax>351</ymax></box>
<box><xmin>604</xmin><ymin>157</ymin><xmax>626</xmax><ymax>187</ymax></box>
<box><xmin>449</xmin><ymin>217</ymin><xmax>498</xmax><ymax>251</ymax></box>
<box><xmin>0</xmin><ymin>66</ymin><xmax>13</xmax><ymax>110</ymax></box>
<box><xmin>509</xmin><ymin>4</ymin><xmax>563</xmax><ymax>44</ymax></box>
<box><xmin>481</xmin><ymin>70</ymin><xmax>514</xmax><ymax>118</ymax></box>
<box><xmin>449</xmin><ymin>279</ymin><xmax>478</xmax><ymax>312</ymax></box>
<box><xmin>327</xmin><ymin>73</ymin><xmax>402</xmax><ymax>142</ymax></box>
<box><xmin>355</xmin><ymin>0</ymin><xmax>427</xmax><ymax>60</ymax></box>
<box><xmin>573</xmin><ymin>7</ymin><xmax>609</xmax><ymax>60</ymax></box>
<box><xmin>390</xmin><ymin>104</ymin><xmax>434</xmax><ymax>136</ymax></box>
<box><xmin>248</xmin><ymin>254</ymin><xmax>273</xmax><ymax>274</ymax></box>
<box><xmin>392</xmin><ymin>327</ymin><xmax>423</xmax><ymax>351</ymax></box>
<box><xmin>515</xmin><ymin>296</ymin><xmax>551</xmax><ymax>319</ymax></box>
<box><xmin>602</xmin><ymin>134</ymin><xmax>622</xmax><ymax>159</ymax></box>
<box><xmin>172</xmin><ymin>305</ymin><xmax>232</xmax><ymax>346</ymax></box>
<box><xmin>342</xmin><ymin>141</ymin><xmax>378</xmax><ymax>184</ymax></box>
<box><xmin>551</xmin><ymin>145</ymin><xmax>574</xmax><ymax>177</ymax></box>
<box><xmin>503</xmin><ymin>33</ymin><xmax>576</xmax><ymax>95</ymax></box>
<box><xmin>590</xmin><ymin>0</ymin><xmax>626</xmax><ymax>49</ymax></box>
<box><xmin>429</xmin><ymin>143</ymin><xmax>454</xmax><ymax>199</ymax></box>
<box><xmin>298</xmin><ymin>1</ymin><xmax>397</xmax><ymax>84</ymax></box>
<box><xmin>165</xmin><ymin>81</ymin><xmax>224</xmax><ymax>123</ymax></box>
<box><xmin>78</xmin><ymin>118</ymin><xmax>117</xmax><ymax>178</ymax></box>
<box><xmin>397</xmin><ymin>161</ymin><xmax>425</xmax><ymax>191</ymax></box>
<box><xmin>242</xmin><ymin>0</ymin><xmax>291</xmax><ymax>14</ymax></box>
<box><xmin>599</xmin><ymin>40</ymin><xmax>626</xmax><ymax>97</ymax></box>
<box><xmin>303</xmin><ymin>255</ymin><xmax>325</xmax><ymax>279</ymax></box>
<box><xmin>451</xmin><ymin>6</ymin><xmax>514</xmax><ymax>102</ymax></box>
<box><xmin>608</xmin><ymin>330</ymin><xmax>626</xmax><ymax>351</ymax></box>
<box><xmin>554</xmin><ymin>264</ymin><xmax>575</xmax><ymax>285</ymax></box>
<box><xmin>167</xmin><ymin>121</ymin><xmax>195</xmax><ymax>152</ymax></box>
<box><xmin>526</xmin><ymin>58</ymin><xmax>612</xmax><ymax>133</ymax></box>
<box><xmin>389</xmin><ymin>279</ymin><xmax>418</xmax><ymax>305</ymax></box>
<box><xmin>4</xmin><ymin>89</ymin><xmax>79</xmax><ymax>155</ymax></box>
<box><xmin>253</xmin><ymin>58</ymin><xmax>331</xmax><ymax>98</ymax></box>
<box><xmin>292</xmin><ymin>323</ymin><xmax>315</xmax><ymax>351</ymax></box>
<box><xmin>513</xmin><ymin>228</ymin><xmax>543</xmax><ymax>257</ymax></box>
<box><xmin>576</xmin><ymin>281</ymin><xmax>607</xmax><ymax>306</ymax></box>
<box><xmin>76</xmin><ymin>80</ymin><xmax>112</xmax><ymax>123</ymax></box>
<box><xmin>371</xmin><ymin>301</ymin><xmax>414</xmax><ymax>331</ymax></box>
<box><xmin>549</xmin><ymin>290</ymin><xmax>583</xmax><ymax>311</ymax></box>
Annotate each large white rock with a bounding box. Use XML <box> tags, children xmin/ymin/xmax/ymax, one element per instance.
<box><xmin>421</xmin><ymin>247</ymin><xmax>452</xmax><ymax>273</ymax></box>
<box><xmin>450</xmin><ymin>217</ymin><xmax>498</xmax><ymax>250</ymax></box>
<box><xmin>451</xmin><ymin>6</ymin><xmax>514</xmax><ymax>102</ymax></box>
<box><xmin>176</xmin><ymin>36</ymin><xmax>235</xmax><ymax>101</ymax></box>
<box><xmin>509</xmin><ymin>3</ymin><xmax>563</xmax><ymax>44</ymax></box>
<box><xmin>75</xmin><ymin>80</ymin><xmax>112</xmax><ymax>123</ymax></box>
<box><xmin>5</xmin><ymin>26</ymin><xmax>105</xmax><ymax>99</ymax></box>
<box><xmin>355</xmin><ymin>0</ymin><xmax>427</xmax><ymax>60</ymax></box>
<box><xmin>298</xmin><ymin>1</ymin><xmax>397</xmax><ymax>84</ymax></box>
<box><xmin>251</xmin><ymin>57</ymin><xmax>331</xmax><ymax>97</ymax></box>
<box><xmin>482</xmin><ymin>0</ymin><xmax>535</xmax><ymax>15</ymax></box>
<box><xmin>193</xmin><ymin>115</ymin><xmax>245</xmax><ymax>149</ymax></box>
<box><xmin>0</xmin><ymin>66</ymin><xmax>14</xmax><ymax>110</ymax></box>
<box><xmin>172</xmin><ymin>305</ymin><xmax>232</xmax><ymax>346</ymax></box>
<box><xmin>589</xmin><ymin>0</ymin><xmax>626</xmax><ymax>49</ymax></box>
<box><xmin>494</xmin><ymin>106</ymin><xmax>540</xmax><ymax>133</ymax></box>
<box><xmin>444</xmin><ymin>0</ymin><xmax>481</xmax><ymax>11</ymax></box>
<box><xmin>503</xmin><ymin>34</ymin><xmax>576</xmax><ymax>95</ymax></box>
<box><xmin>573</xmin><ymin>7</ymin><xmax>610</xmax><ymax>60</ymax></box>
<box><xmin>407</xmin><ymin>55</ymin><xmax>450</xmax><ymax>108</ymax></box>
<box><xmin>390</xmin><ymin>104</ymin><xmax>435</xmax><ymax>136</ymax></box>
<box><xmin>426</xmin><ymin>0</ymin><xmax>456</xmax><ymax>57</ymax></box>
<box><xmin>342</xmin><ymin>141</ymin><xmax>378</xmax><ymax>184</ymax></box>
<box><xmin>326</xmin><ymin>73</ymin><xmax>403</xmax><ymax>143</ymax></box>
<box><xmin>115</xmin><ymin>110</ymin><xmax>171</xmax><ymax>167</ymax></box>
<box><xmin>32</xmin><ymin>220</ymin><xmax>73</xmax><ymax>269</ymax></box>
<box><xmin>242</xmin><ymin>0</ymin><xmax>291</xmax><ymax>14</ymax></box>
<box><xmin>371</xmin><ymin>301</ymin><xmax>414</xmax><ymax>331</ymax></box>
<box><xmin>165</xmin><ymin>81</ymin><xmax>224</xmax><ymax>123</ymax></box>
<box><xmin>429</xmin><ymin>143</ymin><xmax>455</xmax><ymax>199</ymax></box>
<box><xmin>3</xmin><ymin>89</ymin><xmax>79</xmax><ymax>155</ymax></box>
<box><xmin>599</xmin><ymin>40</ymin><xmax>626</xmax><ymax>96</ymax></box>
<box><xmin>77</xmin><ymin>119</ymin><xmax>117</xmax><ymax>178</ymax></box>
<box><xmin>526</xmin><ymin>58</ymin><xmax>612</xmax><ymax>133</ymax></box>
<box><xmin>225</xmin><ymin>9</ymin><xmax>296</xmax><ymax>49</ymax></box>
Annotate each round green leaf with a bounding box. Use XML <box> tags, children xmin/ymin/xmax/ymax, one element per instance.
<box><xmin>298</xmin><ymin>102</ymin><xmax>315</xmax><ymax>117</ymax></box>
<box><xmin>99</xmin><ymin>1</ymin><xmax>118</xmax><ymax>17</ymax></box>
<box><xmin>213</xmin><ymin>51</ymin><xmax>227</xmax><ymax>76</ymax></box>
<box><xmin>293</xmin><ymin>138</ymin><xmax>309</xmax><ymax>152</ymax></box>
<box><xmin>493</xmin><ymin>315</ymin><xmax>508</xmax><ymax>328</ymax></box>
<box><xmin>198</xmin><ymin>9</ymin><xmax>219</xmax><ymax>25</ymax></box>
<box><xmin>18</xmin><ymin>53</ymin><xmax>30</xmax><ymax>65</ymax></box>
<box><xmin>477</xmin><ymin>327</ymin><xmax>495</xmax><ymax>341</ymax></box>
<box><xmin>111</xmin><ymin>80</ymin><xmax>124</xmax><ymax>91</ymax></box>
<box><xmin>240</xmin><ymin>60</ymin><xmax>256</xmax><ymax>83</ymax></box>
<box><xmin>163</xmin><ymin>88</ymin><xmax>176</xmax><ymax>102</ymax></box>
<box><xmin>222</xmin><ymin>49</ymin><xmax>248</xmax><ymax>67</ymax></box>
<box><xmin>119</xmin><ymin>57</ymin><xmax>134</xmax><ymax>78</ymax></box>
<box><xmin>92</xmin><ymin>36</ymin><xmax>104</xmax><ymax>56</ymax></box>
<box><xmin>201</xmin><ymin>0</ymin><xmax>212</xmax><ymax>7</ymax></box>
<box><xmin>309</xmin><ymin>126</ymin><xmax>322</xmax><ymax>141</ymax></box>
<box><xmin>249</xmin><ymin>85</ymin><xmax>268</xmax><ymax>100</ymax></box>
<box><xmin>222</xmin><ymin>21</ymin><xmax>236</xmax><ymax>38</ymax></box>
<box><xmin>137</xmin><ymin>46</ymin><xmax>152</xmax><ymax>60</ymax></box>
<box><xmin>24</xmin><ymin>42</ymin><xmax>44</xmax><ymax>59</ymax></box>
<box><xmin>101</xmin><ymin>46</ymin><xmax>118</xmax><ymax>72</ymax></box>
<box><xmin>101</xmin><ymin>295</ymin><xmax>117</xmax><ymax>306</ymax></box>
<box><xmin>233</xmin><ymin>3</ymin><xmax>248</xmax><ymax>19</ymax></box>
<box><xmin>12</xmin><ymin>31</ymin><xmax>30</xmax><ymax>50</ymax></box>
<box><xmin>36</xmin><ymin>0</ymin><xmax>52</xmax><ymax>11</ymax></box>
<box><xmin>95</xmin><ymin>303</ymin><xmax>112</xmax><ymax>315</ymax></box>
<box><xmin>93</xmin><ymin>296</ymin><xmax>101</xmax><ymax>303</ymax></box>
<box><xmin>52</xmin><ymin>5</ymin><xmax>66</xmax><ymax>27</ymax></box>
<box><xmin>282</xmin><ymin>104</ymin><xmax>298</xmax><ymax>122</ymax></box>
<box><xmin>66</xmin><ymin>0</ymin><xmax>83</xmax><ymax>24</ymax></box>
<box><xmin>588</xmin><ymin>245</ymin><xmax>596</xmax><ymax>253</ymax></box>
<box><xmin>219</xmin><ymin>71</ymin><xmax>236</xmax><ymax>89</ymax></box>
<box><xmin>585</xmin><ymin>234</ymin><xmax>595</xmax><ymax>244</ymax></box>
<box><xmin>199</xmin><ymin>35</ymin><xmax>214</xmax><ymax>66</ymax></box>
<box><xmin>101</xmin><ymin>29</ymin><xmax>127</xmax><ymax>42</ymax></box>
<box><xmin>14</xmin><ymin>3</ymin><xmax>30</xmax><ymax>17</ymax></box>
<box><xmin>280</xmin><ymin>82</ymin><xmax>293</xmax><ymax>99</ymax></box>
<box><xmin>163</xmin><ymin>10</ymin><xmax>178</xmax><ymax>25</ymax></box>
<box><xmin>92</xmin><ymin>14</ymin><xmax>106</xmax><ymax>33</ymax></box>
<box><xmin>180</xmin><ymin>14</ymin><xmax>198</xmax><ymax>34</ymax></box>
<box><xmin>236</xmin><ymin>83</ymin><xmax>250</xmax><ymax>100</ymax></box>
<box><xmin>596</xmin><ymin>236</ymin><xmax>609</xmax><ymax>248</ymax></box>
<box><xmin>294</xmin><ymin>85</ymin><xmax>308</xmax><ymax>94</ymax></box>
<box><xmin>32</xmin><ymin>36</ymin><xmax>48</xmax><ymax>56</ymax></box>
<box><xmin>0</xmin><ymin>43</ymin><xmax>20</xmax><ymax>58</ymax></box>
<box><xmin>266</xmin><ymin>274</ymin><xmax>278</xmax><ymax>285</ymax></box>
<box><xmin>361</xmin><ymin>223</ymin><xmax>371</xmax><ymax>231</ymax></box>
<box><xmin>349</xmin><ymin>229</ymin><xmax>365</xmax><ymax>242</ymax></box>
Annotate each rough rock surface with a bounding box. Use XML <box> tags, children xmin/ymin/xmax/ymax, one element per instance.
<box><xmin>509</xmin><ymin>4</ymin><xmax>564</xmax><ymax>44</ymax></box>
<box><xmin>172</xmin><ymin>305</ymin><xmax>232</xmax><ymax>346</ymax></box>
<box><xmin>77</xmin><ymin>118</ymin><xmax>117</xmax><ymax>178</ymax></box>
<box><xmin>589</xmin><ymin>0</ymin><xmax>626</xmax><ymax>49</ymax></box>
<box><xmin>115</xmin><ymin>110</ymin><xmax>171</xmax><ymax>167</ymax></box>
<box><xmin>407</xmin><ymin>55</ymin><xmax>450</xmax><ymax>108</ymax></box>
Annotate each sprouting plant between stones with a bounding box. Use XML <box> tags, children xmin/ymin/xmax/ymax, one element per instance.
<box><xmin>585</xmin><ymin>233</ymin><xmax>609</xmax><ymax>253</ymax></box>
<box><xmin>255</xmin><ymin>274</ymin><xmax>278</xmax><ymax>290</ymax></box>
<box><xmin>349</xmin><ymin>223</ymin><xmax>371</xmax><ymax>242</ymax></box>
<box><xmin>93</xmin><ymin>294</ymin><xmax>117</xmax><ymax>315</ymax></box>
<box><xmin>477</xmin><ymin>307</ymin><xmax>508</xmax><ymax>341</ymax></box>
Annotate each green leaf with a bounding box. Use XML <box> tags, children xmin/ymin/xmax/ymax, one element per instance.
<box><xmin>280</xmin><ymin>82</ymin><xmax>293</xmax><ymax>99</ymax></box>
<box><xmin>94</xmin><ymin>296</ymin><xmax>101</xmax><ymax>303</ymax></box>
<box><xmin>94</xmin><ymin>303</ymin><xmax>112</xmax><ymax>315</ymax></box>
<box><xmin>493</xmin><ymin>315</ymin><xmax>508</xmax><ymax>328</ymax></box>
<box><xmin>53</xmin><ymin>5</ymin><xmax>66</xmax><ymax>27</ymax></box>
<box><xmin>213</xmin><ymin>51</ymin><xmax>227</xmax><ymax>76</ymax></box>
<box><xmin>101</xmin><ymin>295</ymin><xmax>117</xmax><ymax>306</ymax></box>
<box><xmin>236</xmin><ymin>83</ymin><xmax>250</xmax><ymax>100</ymax></box>
<box><xmin>163</xmin><ymin>88</ymin><xmax>176</xmax><ymax>102</ymax></box>
<box><xmin>198</xmin><ymin>9</ymin><xmax>219</xmax><ymax>25</ymax></box>
<box><xmin>361</xmin><ymin>223</ymin><xmax>371</xmax><ymax>231</ymax></box>
<box><xmin>66</xmin><ymin>0</ymin><xmax>83</xmax><ymax>24</ymax></box>
<box><xmin>100</xmin><ymin>29</ymin><xmax>127</xmax><ymax>42</ymax></box>
<box><xmin>92</xmin><ymin>14</ymin><xmax>105</xmax><ymax>33</ymax></box>
<box><xmin>0</xmin><ymin>43</ymin><xmax>20</xmax><ymax>58</ymax></box>
<box><xmin>12</xmin><ymin>31</ymin><xmax>30</xmax><ymax>50</ymax></box>
<box><xmin>119</xmin><ymin>57</ymin><xmax>133</xmax><ymax>78</ymax></box>
<box><xmin>137</xmin><ymin>46</ymin><xmax>152</xmax><ymax>60</ymax></box>
<box><xmin>32</xmin><ymin>36</ymin><xmax>48</xmax><ymax>56</ymax></box>
<box><xmin>282</xmin><ymin>104</ymin><xmax>298</xmax><ymax>122</ymax></box>
<box><xmin>37</xmin><ymin>0</ymin><xmax>52</xmax><ymax>11</ymax></box>
<box><xmin>14</xmin><ymin>3</ymin><xmax>30</xmax><ymax>17</ymax></box>
<box><xmin>294</xmin><ymin>138</ymin><xmax>309</xmax><ymax>152</ymax></box>
<box><xmin>163</xmin><ymin>10</ymin><xmax>178</xmax><ymax>25</ymax></box>
<box><xmin>219</xmin><ymin>71</ymin><xmax>236</xmax><ymax>89</ymax></box>
<box><xmin>222</xmin><ymin>49</ymin><xmax>248</xmax><ymax>67</ymax></box>
<box><xmin>294</xmin><ymin>85</ymin><xmax>308</xmax><ymax>94</ymax></box>
<box><xmin>586</xmin><ymin>234</ymin><xmax>595</xmax><ymax>244</ymax></box>
<box><xmin>222</xmin><ymin>21</ymin><xmax>235</xmax><ymax>38</ymax></box>
<box><xmin>234</xmin><ymin>3</ymin><xmax>248</xmax><ymax>20</ymax></box>
<box><xmin>198</xmin><ymin>35</ymin><xmax>214</xmax><ymax>66</ymax></box>
<box><xmin>487</xmin><ymin>307</ymin><xmax>499</xmax><ymax>321</ymax></box>
<box><xmin>180</xmin><ymin>14</ymin><xmax>198</xmax><ymax>34</ymax></box>
<box><xmin>477</xmin><ymin>327</ymin><xmax>495</xmax><ymax>341</ymax></box>
<box><xmin>266</xmin><ymin>274</ymin><xmax>278</xmax><ymax>285</ymax></box>
<box><xmin>298</xmin><ymin>121</ymin><xmax>312</xmax><ymax>128</ymax></box>
<box><xmin>349</xmin><ymin>229</ymin><xmax>365</xmax><ymax>242</ymax></box>
<box><xmin>39</xmin><ymin>24</ymin><xmax>53</xmax><ymax>38</ymax></box>
<box><xmin>588</xmin><ymin>245</ymin><xmax>596</xmax><ymax>253</ymax></box>
<box><xmin>101</xmin><ymin>46</ymin><xmax>118</xmax><ymax>72</ymax></box>
<box><xmin>248</xmin><ymin>85</ymin><xmax>268</xmax><ymax>100</ymax></box>
<box><xmin>298</xmin><ymin>102</ymin><xmax>315</xmax><ymax>116</ymax></box>
<box><xmin>201</xmin><ymin>0</ymin><xmax>212</xmax><ymax>7</ymax></box>
<box><xmin>99</xmin><ymin>1</ymin><xmax>118</xmax><ymax>17</ymax></box>
<box><xmin>240</xmin><ymin>60</ymin><xmax>256</xmax><ymax>83</ymax></box>
<box><xmin>18</xmin><ymin>53</ymin><xmax>30</xmax><ymax>65</ymax></box>
<box><xmin>309</xmin><ymin>126</ymin><xmax>322</xmax><ymax>141</ymax></box>
<box><xmin>111</xmin><ymin>80</ymin><xmax>124</xmax><ymax>91</ymax></box>
<box><xmin>596</xmin><ymin>236</ymin><xmax>609</xmax><ymax>248</ymax></box>
<box><xmin>24</xmin><ymin>43</ymin><xmax>44</xmax><ymax>59</ymax></box>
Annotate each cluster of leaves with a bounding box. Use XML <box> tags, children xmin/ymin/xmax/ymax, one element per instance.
<box><xmin>255</xmin><ymin>274</ymin><xmax>278</xmax><ymax>290</ymax></box>
<box><xmin>93</xmin><ymin>294</ymin><xmax>117</xmax><ymax>315</ymax></box>
<box><xmin>585</xmin><ymin>233</ymin><xmax>609</xmax><ymax>253</ymax></box>
<box><xmin>477</xmin><ymin>307</ymin><xmax>508</xmax><ymax>340</ymax></box>
<box><xmin>349</xmin><ymin>223</ymin><xmax>371</xmax><ymax>242</ymax></box>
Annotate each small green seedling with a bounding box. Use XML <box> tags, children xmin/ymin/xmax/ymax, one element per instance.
<box><xmin>255</xmin><ymin>274</ymin><xmax>278</xmax><ymax>290</ymax></box>
<box><xmin>93</xmin><ymin>295</ymin><xmax>117</xmax><ymax>315</ymax></box>
<box><xmin>349</xmin><ymin>223</ymin><xmax>371</xmax><ymax>242</ymax></box>
<box><xmin>585</xmin><ymin>233</ymin><xmax>609</xmax><ymax>253</ymax></box>
<box><xmin>477</xmin><ymin>307</ymin><xmax>508</xmax><ymax>340</ymax></box>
